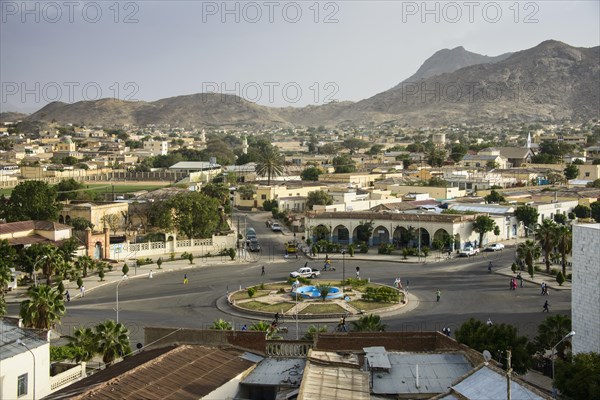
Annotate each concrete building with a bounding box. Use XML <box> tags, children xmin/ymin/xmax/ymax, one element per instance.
<box><xmin>142</xmin><ymin>139</ymin><xmax>168</xmax><ymax>156</ymax></box>
<box><xmin>571</xmin><ymin>223</ymin><xmax>600</xmax><ymax>354</ymax></box>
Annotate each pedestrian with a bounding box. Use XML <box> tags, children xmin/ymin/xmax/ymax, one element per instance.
<box><xmin>183</xmin><ymin>274</ymin><xmax>189</xmax><ymax>284</ymax></box>
<box><xmin>241</xmin><ymin>324</ymin><xmax>248</xmax><ymax>331</ymax></box>
<box><xmin>436</xmin><ymin>289</ymin><xmax>441</xmax><ymax>302</ymax></box>
<box><xmin>446</xmin><ymin>327</ymin><xmax>451</xmax><ymax>337</ymax></box>
<box><xmin>487</xmin><ymin>318</ymin><xmax>493</xmax><ymax>326</ymax></box>
<box><xmin>261</xmin><ymin>265</ymin><xmax>265</xmax><ymax>276</ymax></box>
<box><xmin>80</xmin><ymin>285</ymin><xmax>85</xmax><ymax>297</ymax></box>
<box><xmin>356</xmin><ymin>266</ymin><xmax>360</xmax><ymax>278</ymax></box>
<box><xmin>541</xmin><ymin>282</ymin><xmax>545</xmax><ymax>295</ymax></box>
<box><xmin>149</xmin><ymin>270</ymin><xmax>153</xmax><ymax>279</ymax></box>
<box><xmin>543</xmin><ymin>300</ymin><xmax>550</xmax><ymax>312</ymax></box>
<box><xmin>65</xmin><ymin>290</ymin><xmax>71</xmax><ymax>302</ymax></box>
<box><xmin>488</xmin><ymin>261</ymin><xmax>493</xmax><ymax>273</ymax></box>
<box><xmin>517</xmin><ymin>272</ymin><xmax>523</xmax><ymax>288</ymax></box>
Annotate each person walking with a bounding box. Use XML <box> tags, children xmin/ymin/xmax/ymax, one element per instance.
<box><xmin>517</xmin><ymin>272</ymin><xmax>523</xmax><ymax>288</ymax></box>
<box><xmin>183</xmin><ymin>274</ymin><xmax>189</xmax><ymax>284</ymax></box>
<box><xmin>80</xmin><ymin>285</ymin><xmax>85</xmax><ymax>298</ymax></box>
<box><xmin>436</xmin><ymin>289</ymin><xmax>441</xmax><ymax>302</ymax></box>
<box><xmin>543</xmin><ymin>300</ymin><xmax>550</xmax><ymax>312</ymax></box>
<box><xmin>541</xmin><ymin>282</ymin><xmax>546</xmax><ymax>295</ymax></box>
<box><xmin>488</xmin><ymin>261</ymin><xmax>493</xmax><ymax>273</ymax></box>
<box><xmin>65</xmin><ymin>290</ymin><xmax>71</xmax><ymax>302</ymax></box>
<box><xmin>356</xmin><ymin>266</ymin><xmax>360</xmax><ymax>278</ymax></box>
<box><xmin>261</xmin><ymin>265</ymin><xmax>265</xmax><ymax>276</ymax></box>
<box><xmin>487</xmin><ymin>318</ymin><xmax>493</xmax><ymax>326</ymax></box>
<box><xmin>149</xmin><ymin>270</ymin><xmax>153</xmax><ymax>279</ymax></box>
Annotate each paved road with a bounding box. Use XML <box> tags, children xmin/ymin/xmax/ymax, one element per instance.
<box><xmin>7</xmin><ymin>211</ymin><xmax>571</xmax><ymax>346</ymax></box>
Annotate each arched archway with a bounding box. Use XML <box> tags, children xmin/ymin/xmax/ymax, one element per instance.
<box><xmin>454</xmin><ymin>233</ymin><xmax>461</xmax><ymax>250</ymax></box>
<box><xmin>94</xmin><ymin>241</ymin><xmax>103</xmax><ymax>260</ymax></box>
<box><xmin>417</xmin><ymin>228</ymin><xmax>430</xmax><ymax>248</ymax></box>
<box><xmin>58</xmin><ymin>215</ymin><xmax>65</xmax><ymax>224</ymax></box>
<box><xmin>313</xmin><ymin>224</ymin><xmax>330</xmax><ymax>242</ymax></box>
<box><xmin>372</xmin><ymin>225</ymin><xmax>390</xmax><ymax>246</ymax></box>
<box><xmin>332</xmin><ymin>225</ymin><xmax>350</xmax><ymax>244</ymax></box>
<box><xmin>432</xmin><ymin>229</ymin><xmax>451</xmax><ymax>250</ymax></box>
<box><xmin>65</xmin><ymin>215</ymin><xmax>71</xmax><ymax>225</ymax></box>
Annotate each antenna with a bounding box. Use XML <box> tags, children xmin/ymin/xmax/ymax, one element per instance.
<box><xmin>483</xmin><ymin>350</ymin><xmax>492</xmax><ymax>365</ymax></box>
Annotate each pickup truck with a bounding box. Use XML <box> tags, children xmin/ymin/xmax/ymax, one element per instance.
<box><xmin>290</xmin><ymin>267</ymin><xmax>320</xmax><ymax>279</ymax></box>
<box><xmin>459</xmin><ymin>246</ymin><xmax>480</xmax><ymax>257</ymax></box>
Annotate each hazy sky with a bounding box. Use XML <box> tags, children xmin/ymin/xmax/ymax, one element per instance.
<box><xmin>1</xmin><ymin>0</ymin><xmax>598</xmax><ymax>112</ymax></box>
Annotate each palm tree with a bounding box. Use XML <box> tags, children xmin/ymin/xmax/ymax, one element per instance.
<box><xmin>534</xmin><ymin>315</ymin><xmax>572</xmax><ymax>357</ymax></box>
<box><xmin>350</xmin><ymin>314</ymin><xmax>387</xmax><ymax>332</ymax></box>
<box><xmin>249</xmin><ymin>321</ymin><xmax>271</xmax><ymax>331</ymax></box>
<box><xmin>38</xmin><ymin>246</ymin><xmax>65</xmax><ymax>285</ymax></box>
<box><xmin>255</xmin><ymin>145</ymin><xmax>284</xmax><ymax>185</ymax></box>
<box><xmin>555</xmin><ymin>225</ymin><xmax>572</xmax><ymax>277</ymax></box>
<box><xmin>303</xmin><ymin>324</ymin><xmax>328</xmax><ymax>340</ymax></box>
<box><xmin>211</xmin><ymin>318</ymin><xmax>233</xmax><ymax>330</ymax></box>
<box><xmin>517</xmin><ymin>240</ymin><xmax>541</xmax><ymax>274</ymax></box>
<box><xmin>315</xmin><ymin>283</ymin><xmax>332</xmax><ymax>301</ymax></box>
<box><xmin>19</xmin><ymin>284</ymin><xmax>66</xmax><ymax>329</ymax></box>
<box><xmin>95</xmin><ymin>320</ymin><xmax>132</xmax><ymax>365</ymax></box>
<box><xmin>75</xmin><ymin>255</ymin><xmax>94</xmax><ymax>278</ymax></box>
<box><xmin>65</xmin><ymin>327</ymin><xmax>97</xmax><ymax>362</ymax></box>
<box><xmin>536</xmin><ymin>219</ymin><xmax>558</xmax><ymax>273</ymax></box>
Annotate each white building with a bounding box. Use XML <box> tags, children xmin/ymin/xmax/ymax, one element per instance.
<box><xmin>0</xmin><ymin>319</ymin><xmax>51</xmax><ymax>400</ymax></box>
<box><xmin>143</xmin><ymin>139</ymin><xmax>168</xmax><ymax>156</ymax></box>
<box><xmin>571</xmin><ymin>223</ymin><xmax>600</xmax><ymax>355</ymax></box>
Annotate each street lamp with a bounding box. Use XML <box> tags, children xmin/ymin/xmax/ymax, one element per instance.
<box><xmin>552</xmin><ymin>331</ymin><xmax>575</xmax><ymax>387</ymax></box>
<box><xmin>341</xmin><ymin>250</ymin><xmax>346</xmax><ymax>292</ymax></box>
<box><xmin>115</xmin><ymin>275</ymin><xmax>129</xmax><ymax>324</ymax></box>
<box><xmin>416</xmin><ymin>213</ymin><xmax>421</xmax><ymax>261</ymax></box>
<box><xmin>16</xmin><ymin>339</ymin><xmax>35</xmax><ymax>400</ymax></box>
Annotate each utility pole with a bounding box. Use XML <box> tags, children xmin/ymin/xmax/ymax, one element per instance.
<box><xmin>237</xmin><ymin>216</ymin><xmax>240</xmax><ymax>260</ymax></box>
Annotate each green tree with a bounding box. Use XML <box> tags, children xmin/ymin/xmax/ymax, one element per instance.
<box><xmin>255</xmin><ymin>145</ymin><xmax>284</xmax><ymax>185</ymax></box>
<box><xmin>449</xmin><ymin>143</ymin><xmax>468</xmax><ymax>163</ymax></box>
<box><xmin>101</xmin><ymin>214</ymin><xmax>121</xmax><ymax>236</ymax></box>
<box><xmin>586</xmin><ymin>179</ymin><xmax>600</xmax><ymax>188</ymax></box>
<box><xmin>564</xmin><ymin>163</ymin><xmax>579</xmax><ymax>180</ymax></box>
<box><xmin>573</xmin><ymin>204</ymin><xmax>591</xmax><ymax>218</ymax></box>
<box><xmin>55</xmin><ymin>178</ymin><xmax>85</xmax><ymax>201</ymax></box>
<box><xmin>248</xmin><ymin>320</ymin><xmax>271</xmax><ymax>331</ymax></box>
<box><xmin>0</xmin><ymin>239</ymin><xmax>17</xmax><ymax>317</ymax></box>
<box><xmin>70</xmin><ymin>217</ymin><xmax>94</xmax><ymax>231</ymax></box>
<box><xmin>306</xmin><ymin>190</ymin><xmax>333</xmax><ymax>210</ymax></box>
<box><xmin>94</xmin><ymin>320</ymin><xmax>132</xmax><ymax>365</ymax></box>
<box><xmin>200</xmin><ymin>183</ymin><xmax>231</xmax><ymax>214</ymax></box>
<box><xmin>350</xmin><ymin>314</ymin><xmax>386</xmax><ymax>332</ymax></box>
<box><xmin>427</xmin><ymin>148</ymin><xmax>446</xmax><ymax>167</ymax></box>
<box><xmin>312</xmin><ymin>225</ymin><xmax>330</xmax><ymax>241</ymax></box>
<box><xmin>319</xmin><ymin>143</ymin><xmax>338</xmax><ymax>155</ymax></box>
<box><xmin>301</xmin><ymin>166</ymin><xmax>322</xmax><ymax>181</ymax></box>
<box><xmin>554</xmin><ymin>352</ymin><xmax>600</xmax><ymax>400</ymax></box>
<box><xmin>1</xmin><ymin>180</ymin><xmax>60</xmax><ymax>222</ymax></box>
<box><xmin>366</xmin><ymin>144</ymin><xmax>385</xmax><ymax>156</ymax></box>
<box><xmin>302</xmin><ymin>324</ymin><xmax>328</xmax><ymax>340</ymax></box>
<box><xmin>19</xmin><ymin>284</ymin><xmax>66</xmax><ymax>329</ymax></box>
<box><xmin>517</xmin><ymin>240</ymin><xmax>541</xmax><ymax>274</ymax></box>
<box><xmin>455</xmin><ymin>318</ymin><xmax>532</xmax><ymax>373</ymax></box>
<box><xmin>554</xmin><ymin>213</ymin><xmax>567</xmax><ymax>224</ymax></box>
<box><xmin>533</xmin><ymin>315</ymin><xmax>572</xmax><ymax>356</ymax></box>
<box><xmin>536</xmin><ymin>219</ymin><xmax>558</xmax><ymax>273</ymax></box>
<box><xmin>472</xmin><ymin>215</ymin><xmax>496</xmax><ymax>248</ymax></box>
<box><xmin>156</xmin><ymin>192</ymin><xmax>221</xmax><ymax>239</ymax></box>
<box><xmin>485</xmin><ymin>190</ymin><xmax>505</xmax><ymax>204</ymax></box>
<box><xmin>211</xmin><ymin>318</ymin><xmax>233</xmax><ymax>330</ymax></box>
<box><xmin>555</xmin><ymin>225</ymin><xmax>572</xmax><ymax>276</ymax></box>
<box><xmin>591</xmin><ymin>201</ymin><xmax>600</xmax><ymax>222</ymax></box>
<box><xmin>341</xmin><ymin>138</ymin><xmax>369</xmax><ymax>153</ymax></box>
<box><xmin>315</xmin><ymin>283</ymin><xmax>332</xmax><ymax>301</ymax></box>
<box><xmin>515</xmin><ymin>205</ymin><xmax>539</xmax><ymax>236</ymax></box>
<box><xmin>332</xmin><ymin>154</ymin><xmax>356</xmax><ymax>173</ymax></box>
<box><xmin>65</xmin><ymin>327</ymin><xmax>97</xmax><ymax>362</ymax></box>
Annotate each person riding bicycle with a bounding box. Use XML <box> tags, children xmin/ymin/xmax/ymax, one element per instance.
<box><xmin>337</xmin><ymin>315</ymin><xmax>347</xmax><ymax>332</ymax></box>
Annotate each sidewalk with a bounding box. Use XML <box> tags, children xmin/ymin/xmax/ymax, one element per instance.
<box><xmin>5</xmin><ymin>253</ymin><xmax>240</xmax><ymax>305</ymax></box>
<box><xmin>494</xmin><ymin>265</ymin><xmax>571</xmax><ymax>292</ymax></box>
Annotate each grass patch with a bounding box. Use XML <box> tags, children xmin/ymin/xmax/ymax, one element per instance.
<box><xmin>0</xmin><ymin>183</ymin><xmax>170</xmax><ymax>197</ymax></box>
<box><xmin>351</xmin><ymin>300</ymin><xmax>397</xmax><ymax>311</ymax></box>
<box><xmin>232</xmin><ymin>290</ymin><xmax>270</xmax><ymax>301</ymax></box>
<box><xmin>241</xmin><ymin>301</ymin><xmax>295</xmax><ymax>313</ymax></box>
<box><xmin>298</xmin><ymin>303</ymin><xmax>346</xmax><ymax>314</ymax></box>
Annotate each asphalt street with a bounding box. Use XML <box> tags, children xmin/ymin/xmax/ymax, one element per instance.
<box><xmin>8</xmin><ymin>211</ymin><xmax>571</xmax><ymax>346</ymax></box>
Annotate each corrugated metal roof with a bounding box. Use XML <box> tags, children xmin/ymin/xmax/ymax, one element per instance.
<box><xmin>169</xmin><ymin>161</ymin><xmax>221</xmax><ymax>170</ymax></box>
<box><xmin>449</xmin><ymin>204</ymin><xmax>514</xmax><ymax>215</ymax></box>
<box><xmin>58</xmin><ymin>346</ymin><xmax>256</xmax><ymax>400</ymax></box>
<box><xmin>241</xmin><ymin>357</ymin><xmax>305</xmax><ymax>386</ymax></box>
<box><xmin>308</xmin><ymin>350</ymin><xmax>359</xmax><ymax>367</ymax></box>
<box><xmin>298</xmin><ymin>362</ymin><xmax>370</xmax><ymax>400</ymax></box>
<box><xmin>0</xmin><ymin>319</ymin><xmax>47</xmax><ymax>361</ymax></box>
<box><xmin>0</xmin><ymin>220</ymin><xmax>71</xmax><ymax>235</ymax></box>
<box><xmin>452</xmin><ymin>366</ymin><xmax>545</xmax><ymax>400</ymax></box>
<box><xmin>364</xmin><ymin>346</ymin><xmax>391</xmax><ymax>369</ymax></box>
<box><xmin>372</xmin><ymin>353</ymin><xmax>472</xmax><ymax>395</ymax></box>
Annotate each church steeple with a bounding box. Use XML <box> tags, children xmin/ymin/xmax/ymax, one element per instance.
<box><xmin>242</xmin><ymin>135</ymin><xmax>248</xmax><ymax>155</ymax></box>
<box><xmin>526</xmin><ymin>132</ymin><xmax>532</xmax><ymax>149</ymax></box>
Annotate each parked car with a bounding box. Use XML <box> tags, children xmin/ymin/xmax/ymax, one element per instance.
<box><xmin>271</xmin><ymin>222</ymin><xmax>282</xmax><ymax>232</ymax></box>
<box><xmin>458</xmin><ymin>246</ymin><xmax>480</xmax><ymax>257</ymax></box>
<box><xmin>485</xmin><ymin>243</ymin><xmax>505</xmax><ymax>252</ymax></box>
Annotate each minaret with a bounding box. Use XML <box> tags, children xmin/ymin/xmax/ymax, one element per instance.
<box><xmin>200</xmin><ymin>129</ymin><xmax>206</xmax><ymax>143</ymax></box>
<box><xmin>242</xmin><ymin>135</ymin><xmax>248</xmax><ymax>155</ymax></box>
<box><xmin>526</xmin><ymin>132</ymin><xmax>532</xmax><ymax>149</ymax></box>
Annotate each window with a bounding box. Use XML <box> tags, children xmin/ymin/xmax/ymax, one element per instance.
<box><xmin>261</xmin><ymin>194</ymin><xmax>266</xmax><ymax>200</ymax></box>
<box><xmin>17</xmin><ymin>374</ymin><xmax>27</xmax><ymax>397</ymax></box>
<box><xmin>585</xmin><ymin>172</ymin><xmax>590</xmax><ymax>177</ymax></box>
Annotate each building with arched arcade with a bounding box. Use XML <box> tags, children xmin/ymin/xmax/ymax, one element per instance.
<box><xmin>305</xmin><ymin>211</ymin><xmax>483</xmax><ymax>250</ymax></box>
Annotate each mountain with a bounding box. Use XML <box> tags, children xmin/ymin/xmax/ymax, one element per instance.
<box><xmin>399</xmin><ymin>46</ymin><xmax>513</xmax><ymax>84</ymax></box>
<box><xmin>0</xmin><ymin>112</ymin><xmax>29</xmax><ymax>123</ymax></box>
<box><xmin>22</xmin><ymin>41</ymin><xmax>599</xmax><ymax>127</ymax></box>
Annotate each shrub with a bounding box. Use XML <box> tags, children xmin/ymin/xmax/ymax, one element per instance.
<box><xmin>378</xmin><ymin>243</ymin><xmax>394</xmax><ymax>255</ymax></box>
<box><xmin>402</xmin><ymin>248</ymin><xmax>409</xmax><ymax>259</ymax></box>
<box><xmin>422</xmin><ymin>246</ymin><xmax>429</xmax><ymax>258</ymax></box>
<box><xmin>361</xmin><ymin>286</ymin><xmax>399</xmax><ymax>303</ymax></box>
<box><xmin>136</xmin><ymin>259</ymin><xmax>143</xmax><ymax>268</ymax></box>
<box><xmin>170</xmin><ymin>253</ymin><xmax>175</xmax><ymax>261</ymax></box>
<box><xmin>76</xmin><ymin>276</ymin><xmax>83</xmax><ymax>289</ymax></box>
<box><xmin>287</xmin><ymin>276</ymin><xmax>311</xmax><ymax>285</ymax></box>
<box><xmin>348</xmin><ymin>244</ymin><xmax>355</xmax><ymax>257</ymax></box>
<box><xmin>567</xmin><ymin>273</ymin><xmax>572</xmax><ymax>280</ymax></box>
<box><xmin>358</xmin><ymin>242</ymin><xmax>369</xmax><ymax>253</ymax></box>
<box><xmin>157</xmin><ymin>257</ymin><xmax>163</xmax><ymax>269</ymax></box>
<box><xmin>247</xmin><ymin>287</ymin><xmax>256</xmax><ymax>298</ymax></box>
<box><xmin>306</xmin><ymin>238</ymin><xmax>312</xmax><ymax>246</ymax></box>
<box><xmin>259</xmin><ymin>283</ymin><xmax>265</xmax><ymax>290</ymax></box>
<box><xmin>534</xmin><ymin>265</ymin><xmax>542</xmax><ymax>272</ymax></box>
<box><xmin>311</xmin><ymin>245</ymin><xmax>318</xmax><ymax>256</ymax></box>
<box><xmin>550</xmin><ymin>268</ymin><xmax>559</xmax><ymax>276</ymax></box>
<box><xmin>107</xmin><ymin>263</ymin><xmax>113</xmax><ymax>271</ymax></box>
<box><xmin>511</xmin><ymin>262</ymin><xmax>517</xmax><ymax>274</ymax></box>
<box><xmin>227</xmin><ymin>248</ymin><xmax>236</xmax><ymax>260</ymax></box>
<box><xmin>98</xmin><ymin>268</ymin><xmax>105</xmax><ymax>281</ymax></box>
<box><xmin>187</xmin><ymin>253</ymin><xmax>194</xmax><ymax>264</ymax></box>
<box><xmin>556</xmin><ymin>271</ymin><xmax>565</xmax><ymax>286</ymax></box>
<box><xmin>122</xmin><ymin>263</ymin><xmax>129</xmax><ymax>276</ymax></box>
